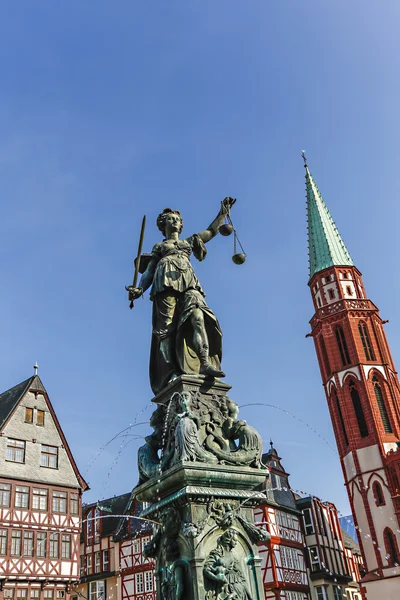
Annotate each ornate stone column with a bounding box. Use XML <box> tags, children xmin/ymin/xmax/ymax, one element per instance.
<box><xmin>135</xmin><ymin>375</ymin><xmax>269</xmax><ymax>600</ymax></box>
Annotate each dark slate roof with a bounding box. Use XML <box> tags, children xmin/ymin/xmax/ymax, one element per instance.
<box><xmin>113</xmin><ymin>492</ymin><xmax>153</xmax><ymax>541</ymax></box>
<box><xmin>0</xmin><ymin>377</ymin><xmax>34</xmax><ymax>429</ymax></box>
<box><xmin>82</xmin><ymin>492</ymin><xmax>132</xmax><ymax>541</ymax></box>
<box><xmin>341</xmin><ymin>529</ymin><xmax>361</xmax><ymax>555</ymax></box>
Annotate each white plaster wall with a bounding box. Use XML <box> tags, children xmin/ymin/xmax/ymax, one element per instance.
<box><xmin>343</xmin><ymin>451</ymin><xmax>356</xmax><ymax>481</ymax></box>
<box><xmin>315</xmin><ymin>290</ymin><xmax>322</xmax><ymax>308</ymax></box>
<box><xmin>363</xmin><ymin>576</ymin><xmax>400</xmax><ymax>600</ymax></box>
<box><xmin>323</xmin><ymin>282</ymin><xmax>339</xmax><ymax>304</ymax></box>
<box><xmin>362</xmin><ymin>365</ymin><xmax>386</xmax><ymax>380</ymax></box>
<box><xmin>383</xmin><ymin>442</ymin><xmax>398</xmax><ymax>454</ymax></box>
<box><xmin>367</xmin><ymin>476</ymin><xmax>400</xmax><ymax>569</ymax></box>
<box><xmin>0</xmin><ymin>390</ymin><xmax>80</xmax><ymax>488</ymax></box>
<box><xmin>338</xmin><ymin>366</ymin><xmax>361</xmax><ymax>386</ymax></box>
<box><xmin>352</xmin><ymin>484</ymin><xmax>378</xmax><ymax>570</ymax></box>
<box><xmin>340</xmin><ymin>279</ymin><xmax>357</xmax><ymax>299</ymax></box>
<box><xmin>357</xmin><ymin>445</ymin><xmax>383</xmax><ymax>473</ymax></box>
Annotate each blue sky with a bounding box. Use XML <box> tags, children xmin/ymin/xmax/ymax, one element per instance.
<box><xmin>1</xmin><ymin>1</ymin><xmax>400</xmax><ymax>515</ymax></box>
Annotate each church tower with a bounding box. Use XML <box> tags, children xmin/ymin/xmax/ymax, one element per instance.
<box><xmin>304</xmin><ymin>155</ymin><xmax>400</xmax><ymax>599</ymax></box>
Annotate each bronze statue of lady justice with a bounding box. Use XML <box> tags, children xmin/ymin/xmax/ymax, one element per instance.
<box><xmin>126</xmin><ymin>197</ymin><xmax>236</xmax><ymax>395</ymax></box>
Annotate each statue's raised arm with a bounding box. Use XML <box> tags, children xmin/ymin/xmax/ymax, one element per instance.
<box><xmin>127</xmin><ymin>199</ymin><xmax>237</xmax><ymax>395</ymax></box>
<box><xmin>197</xmin><ymin>196</ymin><xmax>236</xmax><ymax>243</ymax></box>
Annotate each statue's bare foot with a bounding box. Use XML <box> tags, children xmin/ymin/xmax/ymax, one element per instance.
<box><xmin>200</xmin><ymin>363</ymin><xmax>226</xmax><ymax>379</ymax></box>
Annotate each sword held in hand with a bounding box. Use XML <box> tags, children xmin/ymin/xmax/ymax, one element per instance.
<box><xmin>126</xmin><ymin>215</ymin><xmax>146</xmax><ymax>309</ymax></box>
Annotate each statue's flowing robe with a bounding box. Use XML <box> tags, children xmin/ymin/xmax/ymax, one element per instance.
<box><xmin>149</xmin><ymin>235</ymin><xmax>222</xmax><ymax>394</ymax></box>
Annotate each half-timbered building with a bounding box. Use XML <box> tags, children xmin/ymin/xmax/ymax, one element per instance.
<box><xmin>0</xmin><ymin>373</ymin><xmax>88</xmax><ymax>600</ymax></box>
<box><xmin>75</xmin><ymin>493</ymin><xmax>155</xmax><ymax>600</ymax></box>
<box><xmin>115</xmin><ymin>495</ymin><xmax>155</xmax><ymax>600</ymax></box>
<box><xmin>296</xmin><ymin>495</ymin><xmax>362</xmax><ymax>600</ymax></box>
<box><xmin>254</xmin><ymin>444</ymin><xmax>311</xmax><ymax>600</ymax></box>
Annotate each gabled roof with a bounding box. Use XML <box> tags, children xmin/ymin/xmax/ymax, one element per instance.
<box><xmin>0</xmin><ymin>374</ymin><xmax>88</xmax><ymax>491</ymax></box>
<box><xmin>82</xmin><ymin>492</ymin><xmax>153</xmax><ymax>543</ymax></box>
<box><xmin>305</xmin><ymin>163</ymin><xmax>353</xmax><ymax>280</ymax></box>
<box><xmin>0</xmin><ymin>377</ymin><xmax>34</xmax><ymax>428</ymax></box>
<box><xmin>262</xmin><ymin>448</ymin><xmax>297</xmax><ymax>511</ymax></box>
<box><xmin>82</xmin><ymin>492</ymin><xmax>132</xmax><ymax>541</ymax></box>
<box><xmin>341</xmin><ymin>528</ymin><xmax>361</xmax><ymax>555</ymax></box>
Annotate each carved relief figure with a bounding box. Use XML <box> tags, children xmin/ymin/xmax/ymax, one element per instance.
<box><xmin>173</xmin><ymin>391</ymin><xmax>218</xmax><ymax>465</ymax></box>
<box><xmin>205</xmin><ymin>400</ymin><xmax>264</xmax><ymax>468</ymax></box>
<box><xmin>204</xmin><ymin>529</ymin><xmax>253</xmax><ymax>600</ymax></box>
<box><xmin>126</xmin><ymin>198</ymin><xmax>236</xmax><ymax>394</ymax></box>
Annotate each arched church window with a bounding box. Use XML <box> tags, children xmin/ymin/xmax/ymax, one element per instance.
<box><xmin>319</xmin><ymin>336</ymin><xmax>331</xmax><ymax>377</ymax></box>
<box><xmin>383</xmin><ymin>528</ymin><xmax>399</xmax><ymax>567</ymax></box>
<box><xmin>372</xmin><ymin>376</ymin><xmax>392</xmax><ymax>434</ymax></box>
<box><xmin>349</xmin><ymin>380</ymin><xmax>369</xmax><ymax>438</ymax></box>
<box><xmin>372</xmin><ymin>481</ymin><xmax>385</xmax><ymax>506</ymax></box>
<box><xmin>331</xmin><ymin>388</ymin><xmax>348</xmax><ymax>446</ymax></box>
<box><xmin>335</xmin><ymin>326</ymin><xmax>351</xmax><ymax>366</ymax></box>
<box><xmin>390</xmin><ymin>469</ymin><xmax>400</xmax><ymax>495</ymax></box>
<box><xmin>358</xmin><ymin>321</ymin><xmax>375</xmax><ymax>361</ymax></box>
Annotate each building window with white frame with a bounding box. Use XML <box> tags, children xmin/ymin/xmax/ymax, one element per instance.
<box><xmin>102</xmin><ymin>549</ymin><xmax>109</xmax><ymax>571</ymax></box>
<box><xmin>15</xmin><ymin>486</ymin><xmax>29</xmax><ymax>508</ymax></box>
<box><xmin>43</xmin><ymin>591</ymin><xmax>53</xmax><ymax>600</ymax></box>
<box><xmin>49</xmin><ymin>533</ymin><xmax>59</xmax><ymax>558</ymax></box>
<box><xmin>6</xmin><ymin>439</ymin><xmax>26</xmax><ymax>463</ymax></box>
<box><xmin>11</xmin><ymin>530</ymin><xmax>22</xmax><ymax>556</ymax></box>
<box><xmin>95</xmin><ymin>551</ymin><xmax>101</xmax><ymax>573</ymax></box>
<box><xmin>4</xmin><ymin>592</ymin><xmax>14</xmax><ymax>600</ymax></box>
<box><xmin>30</xmin><ymin>590</ymin><xmax>40</xmax><ymax>600</ymax></box>
<box><xmin>23</xmin><ymin>531</ymin><xmax>34</xmax><ymax>556</ymax></box>
<box><xmin>40</xmin><ymin>445</ymin><xmax>58</xmax><ymax>468</ymax></box>
<box><xmin>333</xmin><ymin>586</ymin><xmax>343</xmax><ymax>600</ymax></box>
<box><xmin>70</xmin><ymin>493</ymin><xmax>79</xmax><ymax>515</ymax></box>
<box><xmin>16</xmin><ymin>589</ymin><xmax>27</xmax><ymax>600</ymax></box>
<box><xmin>135</xmin><ymin>572</ymin><xmax>144</xmax><ymax>593</ymax></box>
<box><xmin>309</xmin><ymin>546</ymin><xmax>321</xmax><ymax>572</ymax></box>
<box><xmin>89</xmin><ymin>581</ymin><xmax>105</xmax><ymax>600</ymax></box>
<box><xmin>80</xmin><ymin>554</ymin><xmax>85</xmax><ymax>577</ymax></box>
<box><xmin>315</xmin><ymin>586</ymin><xmax>327</xmax><ymax>600</ymax></box>
<box><xmin>33</xmin><ymin>488</ymin><xmax>48</xmax><ymax>511</ymax></box>
<box><xmin>145</xmin><ymin>570</ymin><xmax>153</xmax><ymax>592</ymax></box>
<box><xmin>37</xmin><ymin>532</ymin><xmax>47</xmax><ymax>558</ymax></box>
<box><xmin>87</xmin><ymin>554</ymin><xmax>93</xmax><ymax>575</ymax></box>
<box><xmin>52</xmin><ymin>491</ymin><xmax>67</xmax><ymax>513</ymax></box>
<box><xmin>0</xmin><ymin>483</ymin><xmax>11</xmax><ymax>507</ymax></box>
<box><xmin>61</xmin><ymin>534</ymin><xmax>71</xmax><ymax>559</ymax></box>
<box><xmin>303</xmin><ymin>507</ymin><xmax>314</xmax><ymax>535</ymax></box>
<box><xmin>0</xmin><ymin>529</ymin><xmax>7</xmax><ymax>555</ymax></box>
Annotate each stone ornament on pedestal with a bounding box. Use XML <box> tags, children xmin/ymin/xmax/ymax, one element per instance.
<box><xmin>135</xmin><ymin>376</ymin><xmax>269</xmax><ymax>600</ymax></box>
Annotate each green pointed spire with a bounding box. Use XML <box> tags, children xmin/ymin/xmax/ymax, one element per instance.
<box><xmin>304</xmin><ymin>159</ymin><xmax>353</xmax><ymax>280</ymax></box>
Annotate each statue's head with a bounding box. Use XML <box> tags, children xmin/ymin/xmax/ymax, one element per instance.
<box><xmin>157</xmin><ymin>208</ymin><xmax>183</xmax><ymax>237</ymax></box>
<box><xmin>218</xmin><ymin>528</ymin><xmax>238</xmax><ymax>550</ymax></box>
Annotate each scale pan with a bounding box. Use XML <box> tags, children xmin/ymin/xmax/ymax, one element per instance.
<box><xmin>232</xmin><ymin>253</ymin><xmax>246</xmax><ymax>265</ymax></box>
<box><xmin>219</xmin><ymin>223</ymin><xmax>234</xmax><ymax>236</ymax></box>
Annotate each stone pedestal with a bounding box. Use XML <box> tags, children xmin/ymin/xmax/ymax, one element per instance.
<box><xmin>135</xmin><ymin>375</ymin><xmax>268</xmax><ymax>600</ymax></box>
